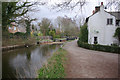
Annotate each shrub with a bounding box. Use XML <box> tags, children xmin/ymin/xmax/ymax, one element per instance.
<box><xmin>33</xmin><ymin>32</ymin><xmax>38</xmax><ymax>36</ymax></box>
<box><xmin>77</xmin><ymin>40</ymin><xmax>120</xmax><ymax>54</ymax></box>
<box><xmin>79</xmin><ymin>24</ymin><xmax>88</xmax><ymax>43</ymax></box>
<box><xmin>55</xmin><ymin>35</ymin><xmax>60</xmax><ymax>38</ymax></box>
<box><xmin>49</xmin><ymin>30</ymin><xmax>55</xmax><ymax>39</ymax></box>
<box><xmin>14</xmin><ymin>32</ymin><xmax>26</xmax><ymax>36</ymax></box>
<box><xmin>114</xmin><ymin>27</ymin><xmax>120</xmax><ymax>42</ymax></box>
<box><xmin>14</xmin><ymin>32</ymin><xmax>27</xmax><ymax>39</ymax></box>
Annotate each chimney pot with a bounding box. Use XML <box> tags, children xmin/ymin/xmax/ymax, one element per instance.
<box><xmin>101</xmin><ymin>2</ymin><xmax>103</xmax><ymax>5</ymax></box>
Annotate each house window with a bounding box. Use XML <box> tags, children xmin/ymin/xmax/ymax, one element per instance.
<box><xmin>14</xmin><ymin>27</ymin><xmax>16</xmax><ymax>30</ymax></box>
<box><xmin>116</xmin><ymin>20</ymin><xmax>120</xmax><ymax>26</ymax></box>
<box><xmin>107</xmin><ymin>18</ymin><xmax>113</xmax><ymax>25</ymax></box>
<box><xmin>94</xmin><ymin>37</ymin><xmax>98</xmax><ymax>44</ymax></box>
<box><xmin>9</xmin><ymin>27</ymin><xmax>11</xmax><ymax>29</ymax></box>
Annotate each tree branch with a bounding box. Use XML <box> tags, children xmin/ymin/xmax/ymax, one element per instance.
<box><xmin>52</xmin><ymin>0</ymin><xmax>86</xmax><ymax>11</ymax></box>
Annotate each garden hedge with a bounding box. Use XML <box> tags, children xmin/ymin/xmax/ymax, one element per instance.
<box><xmin>77</xmin><ymin>40</ymin><xmax>120</xmax><ymax>54</ymax></box>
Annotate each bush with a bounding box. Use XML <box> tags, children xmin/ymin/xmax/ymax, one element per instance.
<box><xmin>55</xmin><ymin>35</ymin><xmax>60</xmax><ymax>38</ymax></box>
<box><xmin>49</xmin><ymin>30</ymin><xmax>55</xmax><ymax>39</ymax></box>
<box><xmin>114</xmin><ymin>27</ymin><xmax>120</xmax><ymax>42</ymax></box>
<box><xmin>77</xmin><ymin>40</ymin><xmax>120</xmax><ymax>54</ymax></box>
<box><xmin>14</xmin><ymin>32</ymin><xmax>27</xmax><ymax>39</ymax></box>
<box><xmin>5</xmin><ymin>32</ymin><xmax>26</xmax><ymax>39</ymax></box>
<box><xmin>33</xmin><ymin>32</ymin><xmax>38</xmax><ymax>36</ymax></box>
<box><xmin>14</xmin><ymin>32</ymin><xmax>26</xmax><ymax>36</ymax></box>
<box><xmin>79</xmin><ymin>24</ymin><xmax>88</xmax><ymax>43</ymax></box>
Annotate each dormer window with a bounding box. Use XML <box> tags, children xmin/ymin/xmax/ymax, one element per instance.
<box><xmin>107</xmin><ymin>18</ymin><xmax>113</xmax><ymax>25</ymax></box>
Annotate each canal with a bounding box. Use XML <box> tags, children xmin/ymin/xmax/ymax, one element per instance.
<box><xmin>2</xmin><ymin>44</ymin><xmax>61</xmax><ymax>78</ymax></box>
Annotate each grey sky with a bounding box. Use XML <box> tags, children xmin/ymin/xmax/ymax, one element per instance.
<box><xmin>27</xmin><ymin>0</ymin><xmax>113</xmax><ymax>26</ymax></box>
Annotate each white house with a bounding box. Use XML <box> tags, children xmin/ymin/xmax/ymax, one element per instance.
<box><xmin>86</xmin><ymin>2</ymin><xmax>120</xmax><ymax>45</ymax></box>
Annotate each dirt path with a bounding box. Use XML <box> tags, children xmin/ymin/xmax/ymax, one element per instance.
<box><xmin>63</xmin><ymin>40</ymin><xmax>118</xmax><ymax>78</ymax></box>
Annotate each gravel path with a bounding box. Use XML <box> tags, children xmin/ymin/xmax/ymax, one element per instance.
<box><xmin>63</xmin><ymin>40</ymin><xmax>118</xmax><ymax>78</ymax></box>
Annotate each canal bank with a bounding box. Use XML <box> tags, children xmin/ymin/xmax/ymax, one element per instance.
<box><xmin>2</xmin><ymin>42</ymin><xmax>64</xmax><ymax>52</ymax></box>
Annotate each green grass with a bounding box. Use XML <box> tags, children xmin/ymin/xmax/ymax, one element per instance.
<box><xmin>38</xmin><ymin>48</ymin><xmax>67</xmax><ymax>78</ymax></box>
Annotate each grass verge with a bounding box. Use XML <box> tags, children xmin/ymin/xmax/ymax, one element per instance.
<box><xmin>2</xmin><ymin>37</ymin><xmax>37</xmax><ymax>47</ymax></box>
<box><xmin>38</xmin><ymin>48</ymin><xmax>67</xmax><ymax>78</ymax></box>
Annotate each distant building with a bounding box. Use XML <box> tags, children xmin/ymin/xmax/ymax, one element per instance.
<box><xmin>8</xmin><ymin>22</ymin><xmax>26</xmax><ymax>33</ymax></box>
<box><xmin>86</xmin><ymin>2</ymin><xmax>120</xmax><ymax>45</ymax></box>
<box><xmin>8</xmin><ymin>22</ymin><xmax>19</xmax><ymax>33</ymax></box>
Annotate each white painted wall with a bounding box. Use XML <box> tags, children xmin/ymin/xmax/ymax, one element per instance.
<box><xmin>88</xmin><ymin>5</ymin><xmax>118</xmax><ymax>45</ymax></box>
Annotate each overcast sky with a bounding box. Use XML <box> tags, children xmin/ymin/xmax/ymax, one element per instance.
<box><xmin>25</xmin><ymin>0</ymin><xmax>112</xmax><ymax>26</ymax></box>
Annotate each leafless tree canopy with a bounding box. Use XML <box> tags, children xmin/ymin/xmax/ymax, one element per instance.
<box><xmin>52</xmin><ymin>0</ymin><xmax>86</xmax><ymax>11</ymax></box>
<box><xmin>55</xmin><ymin>16</ymin><xmax>79</xmax><ymax>36</ymax></box>
<box><xmin>106</xmin><ymin>0</ymin><xmax>120</xmax><ymax>11</ymax></box>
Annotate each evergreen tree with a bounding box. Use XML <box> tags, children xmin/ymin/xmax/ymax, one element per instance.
<box><xmin>79</xmin><ymin>24</ymin><xmax>88</xmax><ymax>43</ymax></box>
<box><xmin>2</xmin><ymin>2</ymin><xmax>36</xmax><ymax>31</ymax></box>
<box><xmin>114</xmin><ymin>27</ymin><xmax>120</xmax><ymax>42</ymax></box>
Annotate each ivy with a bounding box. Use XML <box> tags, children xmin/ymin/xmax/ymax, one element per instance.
<box><xmin>114</xmin><ymin>27</ymin><xmax>120</xmax><ymax>42</ymax></box>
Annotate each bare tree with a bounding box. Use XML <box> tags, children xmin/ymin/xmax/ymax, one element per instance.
<box><xmin>106</xmin><ymin>0</ymin><xmax>120</xmax><ymax>11</ymax></box>
<box><xmin>77</xmin><ymin>16</ymin><xmax>85</xmax><ymax>27</ymax></box>
<box><xmin>55</xmin><ymin>16</ymin><xmax>63</xmax><ymax>32</ymax></box>
<box><xmin>38</xmin><ymin>18</ymin><xmax>51</xmax><ymax>36</ymax></box>
<box><xmin>52</xmin><ymin>0</ymin><xmax>86</xmax><ymax>11</ymax></box>
<box><xmin>2</xmin><ymin>1</ymin><xmax>46</xmax><ymax>31</ymax></box>
<box><xmin>55</xmin><ymin>16</ymin><xmax>79</xmax><ymax>36</ymax></box>
<box><xmin>22</xmin><ymin>15</ymin><xmax>37</xmax><ymax>36</ymax></box>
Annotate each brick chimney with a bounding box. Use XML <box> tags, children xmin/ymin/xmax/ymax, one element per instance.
<box><xmin>100</xmin><ymin>2</ymin><xmax>104</xmax><ymax>11</ymax></box>
<box><xmin>92</xmin><ymin>2</ymin><xmax>104</xmax><ymax>14</ymax></box>
<box><xmin>92</xmin><ymin>10</ymin><xmax>95</xmax><ymax>14</ymax></box>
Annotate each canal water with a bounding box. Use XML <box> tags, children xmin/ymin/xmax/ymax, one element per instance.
<box><xmin>2</xmin><ymin>44</ymin><xmax>61</xmax><ymax>78</ymax></box>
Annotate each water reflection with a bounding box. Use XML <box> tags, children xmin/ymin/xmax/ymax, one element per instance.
<box><xmin>2</xmin><ymin>44</ymin><xmax>60</xmax><ymax>78</ymax></box>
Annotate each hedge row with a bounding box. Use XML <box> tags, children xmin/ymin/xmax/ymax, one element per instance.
<box><xmin>6</xmin><ymin>32</ymin><xmax>27</xmax><ymax>39</ymax></box>
<box><xmin>77</xmin><ymin>40</ymin><xmax>120</xmax><ymax>54</ymax></box>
